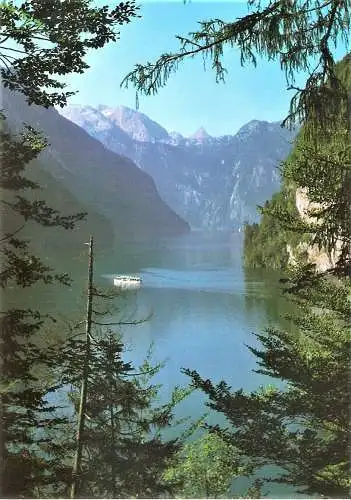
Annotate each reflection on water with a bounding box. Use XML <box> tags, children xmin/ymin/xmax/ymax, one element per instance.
<box><xmin>104</xmin><ymin>266</ymin><xmax>249</xmax><ymax>294</ymax></box>
<box><xmin>99</xmin><ymin>231</ymin><xmax>295</xmax><ymax>409</ymax></box>
<box><xmin>21</xmin><ymin>230</ymin><xmax>300</xmax><ymax>497</ymax></box>
<box><xmin>99</xmin><ymin>231</ymin><xmax>301</xmax><ymax>497</ymax></box>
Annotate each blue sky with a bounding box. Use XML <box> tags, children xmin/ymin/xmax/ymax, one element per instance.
<box><xmin>64</xmin><ymin>1</ymin><xmax>348</xmax><ymax>137</ymax></box>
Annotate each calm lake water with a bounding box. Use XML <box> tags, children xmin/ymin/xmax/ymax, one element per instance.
<box><xmin>99</xmin><ymin>231</ymin><xmax>292</xmax><ymax>397</ymax></box>
<box><xmin>94</xmin><ymin>230</ymin><xmax>301</xmax><ymax>498</ymax></box>
<box><xmin>16</xmin><ymin>229</ymin><xmax>302</xmax><ymax>498</ymax></box>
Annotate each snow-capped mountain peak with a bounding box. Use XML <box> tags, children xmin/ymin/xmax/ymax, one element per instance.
<box><xmin>97</xmin><ymin>105</ymin><xmax>170</xmax><ymax>143</ymax></box>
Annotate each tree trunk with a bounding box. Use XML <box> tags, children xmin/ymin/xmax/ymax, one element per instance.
<box><xmin>70</xmin><ymin>235</ymin><xmax>94</xmax><ymax>498</ymax></box>
<box><xmin>110</xmin><ymin>403</ymin><xmax>117</xmax><ymax>497</ymax></box>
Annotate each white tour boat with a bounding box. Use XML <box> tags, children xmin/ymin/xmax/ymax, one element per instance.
<box><xmin>113</xmin><ymin>275</ymin><xmax>142</xmax><ymax>289</ymax></box>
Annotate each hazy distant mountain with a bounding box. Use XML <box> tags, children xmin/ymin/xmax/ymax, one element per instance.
<box><xmin>98</xmin><ymin>105</ymin><xmax>170</xmax><ymax>143</ymax></box>
<box><xmin>57</xmin><ymin>104</ymin><xmax>132</xmax><ymax>143</ymax></box>
<box><xmin>3</xmin><ymin>89</ymin><xmax>190</xmax><ymax>244</ymax></box>
<box><xmin>189</xmin><ymin>127</ymin><xmax>212</xmax><ymax>142</ymax></box>
<box><xmin>59</xmin><ymin>104</ymin><xmax>296</xmax><ymax>229</ymax></box>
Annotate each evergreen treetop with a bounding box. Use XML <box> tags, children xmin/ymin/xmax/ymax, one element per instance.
<box><xmin>122</xmin><ymin>0</ymin><xmax>350</xmax><ymax>132</ymax></box>
<box><xmin>1</xmin><ymin>0</ymin><xmax>140</xmax><ymax>107</ymax></box>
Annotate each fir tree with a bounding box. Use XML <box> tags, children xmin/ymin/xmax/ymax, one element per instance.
<box><xmin>61</xmin><ymin>332</ymin><xmax>183</xmax><ymax>498</ymax></box>
<box><xmin>185</xmin><ymin>58</ymin><xmax>351</xmax><ymax>496</ymax></box>
<box><xmin>1</xmin><ymin>0</ymin><xmax>139</xmax><ymax>107</ymax></box>
<box><xmin>121</xmin><ymin>4</ymin><xmax>351</xmax><ymax>496</ymax></box>
<box><xmin>122</xmin><ymin>0</ymin><xmax>349</xmax><ymax>132</ymax></box>
<box><xmin>183</xmin><ymin>270</ymin><xmax>350</xmax><ymax>497</ymax></box>
<box><xmin>48</xmin><ymin>249</ymin><xmax>190</xmax><ymax>499</ymax></box>
<box><xmin>0</xmin><ymin>2</ymin><xmax>140</xmax><ymax>496</ymax></box>
<box><xmin>0</xmin><ymin>119</ymin><xmax>84</xmax><ymax>498</ymax></box>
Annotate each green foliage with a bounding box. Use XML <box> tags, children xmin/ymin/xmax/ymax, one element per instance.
<box><xmin>164</xmin><ymin>432</ymin><xmax>254</xmax><ymax>498</ymax></box>
<box><xmin>243</xmin><ymin>185</ymin><xmax>303</xmax><ymax>269</ymax></box>
<box><xmin>32</xmin><ymin>277</ymin><xmax>191</xmax><ymax>499</ymax></box>
<box><xmin>54</xmin><ymin>329</ymin><xmax>188</xmax><ymax>498</ymax></box>
<box><xmin>123</xmin><ymin>0</ymin><xmax>349</xmax><ymax>131</ymax></box>
<box><xmin>1</xmin><ymin>282</ymin><xmax>190</xmax><ymax>498</ymax></box>
<box><xmin>231</xmin><ymin>54</ymin><xmax>351</xmax><ymax>498</ymax></box>
<box><xmin>184</xmin><ymin>270</ymin><xmax>350</xmax><ymax>497</ymax></box>
<box><xmin>0</xmin><ymin>0</ymin><xmax>139</xmax><ymax>107</ymax></box>
<box><xmin>244</xmin><ymin>53</ymin><xmax>350</xmax><ymax>272</ymax></box>
<box><xmin>282</xmin><ymin>117</ymin><xmax>351</xmax><ymax>271</ymax></box>
<box><xmin>0</xmin><ymin>115</ymin><xmax>88</xmax><ymax>498</ymax></box>
<box><xmin>0</xmin><ymin>308</ymin><xmax>70</xmax><ymax>498</ymax></box>
<box><xmin>1</xmin><ymin>2</ymin><xmax>140</xmax><ymax>495</ymax></box>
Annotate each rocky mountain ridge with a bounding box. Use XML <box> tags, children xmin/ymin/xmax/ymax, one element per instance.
<box><xmin>287</xmin><ymin>188</ymin><xmax>342</xmax><ymax>272</ymax></box>
<box><xmin>59</xmin><ymin>104</ymin><xmax>297</xmax><ymax>229</ymax></box>
<box><xmin>3</xmin><ymin>89</ymin><xmax>190</xmax><ymax>243</ymax></box>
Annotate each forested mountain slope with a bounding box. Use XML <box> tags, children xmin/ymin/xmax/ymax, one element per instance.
<box><xmin>244</xmin><ymin>53</ymin><xmax>351</xmax><ymax>271</ymax></box>
<box><xmin>3</xmin><ymin>88</ymin><xmax>190</xmax><ymax>244</ymax></box>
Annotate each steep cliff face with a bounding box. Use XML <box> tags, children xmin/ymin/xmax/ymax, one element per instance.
<box><xmin>244</xmin><ymin>172</ymin><xmax>345</xmax><ymax>272</ymax></box>
<box><xmin>59</xmin><ymin>105</ymin><xmax>296</xmax><ymax>229</ymax></box>
<box><xmin>288</xmin><ymin>188</ymin><xmax>342</xmax><ymax>272</ymax></box>
<box><xmin>3</xmin><ymin>89</ymin><xmax>190</xmax><ymax>241</ymax></box>
<box><xmin>244</xmin><ymin>53</ymin><xmax>350</xmax><ymax>272</ymax></box>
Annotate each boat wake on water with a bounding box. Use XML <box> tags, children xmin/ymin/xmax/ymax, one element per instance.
<box><xmin>102</xmin><ymin>268</ymin><xmax>264</xmax><ymax>295</ymax></box>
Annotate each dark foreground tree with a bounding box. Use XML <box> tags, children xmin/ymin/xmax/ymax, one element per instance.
<box><xmin>30</xmin><ymin>236</ymin><xmax>187</xmax><ymax>498</ymax></box>
<box><xmin>121</xmin><ymin>3</ymin><xmax>350</xmax><ymax>496</ymax></box>
<box><xmin>60</xmin><ymin>331</ymin><xmax>185</xmax><ymax>498</ymax></box>
<box><xmin>1</xmin><ymin>1</ymin><xmax>140</xmax><ymax>496</ymax></box>
<box><xmin>1</xmin><ymin>0</ymin><xmax>139</xmax><ymax>107</ymax></box>
<box><xmin>0</xmin><ymin>118</ymin><xmax>85</xmax><ymax>498</ymax></box>
<box><xmin>185</xmin><ymin>59</ymin><xmax>350</xmax><ymax>497</ymax></box>
<box><xmin>184</xmin><ymin>270</ymin><xmax>350</xmax><ymax>497</ymax></box>
<box><xmin>123</xmin><ymin>0</ymin><xmax>350</xmax><ymax>132</ymax></box>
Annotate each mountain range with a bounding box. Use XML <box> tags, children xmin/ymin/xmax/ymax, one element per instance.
<box><xmin>2</xmin><ymin>88</ymin><xmax>190</xmax><ymax>253</ymax></box>
<box><xmin>3</xmin><ymin>84</ymin><xmax>297</xmax><ymax>270</ymax></box>
<box><xmin>59</xmin><ymin>104</ymin><xmax>297</xmax><ymax>229</ymax></box>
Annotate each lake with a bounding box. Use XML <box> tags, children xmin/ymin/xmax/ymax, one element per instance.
<box><xmin>26</xmin><ymin>229</ymin><xmax>301</xmax><ymax>497</ymax></box>
<box><xmin>94</xmin><ymin>230</ymin><xmax>300</xmax><ymax>498</ymax></box>
<box><xmin>99</xmin><ymin>231</ymin><xmax>293</xmax><ymax>396</ymax></box>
